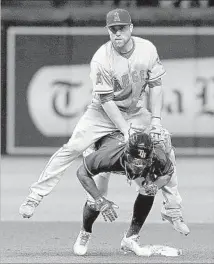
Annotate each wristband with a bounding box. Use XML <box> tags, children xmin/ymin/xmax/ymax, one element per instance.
<box><xmin>95</xmin><ymin>197</ymin><xmax>104</xmax><ymax>204</ymax></box>
<box><xmin>95</xmin><ymin>197</ymin><xmax>105</xmax><ymax>211</ymax></box>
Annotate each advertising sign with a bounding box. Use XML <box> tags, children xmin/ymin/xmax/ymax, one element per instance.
<box><xmin>7</xmin><ymin>27</ymin><xmax>214</xmax><ymax>155</ymax></box>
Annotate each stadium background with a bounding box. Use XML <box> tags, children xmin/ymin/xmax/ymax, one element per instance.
<box><xmin>1</xmin><ymin>1</ymin><xmax>214</xmax><ymax>263</ymax></box>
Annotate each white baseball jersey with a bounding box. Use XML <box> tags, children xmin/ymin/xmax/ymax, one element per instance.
<box><xmin>28</xmin><ymin>37</ymin><xmax>181</xmax><ymax>213</ymax></box>
<box><xmin>90</xmin><ymin>36</ymin><xmax>166</xmax><ymax>112</ymax></box>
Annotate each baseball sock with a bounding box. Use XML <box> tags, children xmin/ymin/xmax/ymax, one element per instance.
<box><xmin>82</xmin><ymin>202</ymin><xmax>100</xmax><ymax>233</ymax></box>
<box><xmin>126</xmin><ymin>194</ymin><xmax>154</xmax><ymax>238</ymax></box>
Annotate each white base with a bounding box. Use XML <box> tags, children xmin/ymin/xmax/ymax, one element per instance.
<box><xmin>148</xmin><ymin>245</ymin><xmax>182</xmax><ymax>256</ymax></box>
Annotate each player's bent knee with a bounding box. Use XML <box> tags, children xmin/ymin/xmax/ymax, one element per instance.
<box><xmin>63</xmin><ymin>142</ymin><xmax>85</xmax><ymax>156</ymax></box>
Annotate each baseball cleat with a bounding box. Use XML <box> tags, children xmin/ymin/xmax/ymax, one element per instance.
<box><xmin>73</xmin><ymin>230</ymin><xmax>91</xmax><ymax>256</ymax></box>
<box><xmin>121</xmin><ymin>234</ymin><xmax>152</xmax><ymax>256</ymax></box>
<box><xmin>19</xmin><ymin>198</ymin><xmax>39</xmax><ymax>218</ymax></box>
<box><xmin>161</xmin><ymin>213</ymin><xmax>190</xmax><ymax>236</ymax></box>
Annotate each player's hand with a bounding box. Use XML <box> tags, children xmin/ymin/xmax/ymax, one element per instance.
<box><xmin>95</xmin><ymin>197</ymin><xmax>119</xmax><ymax>222</ymax></box>
<box><xmin>123</xmin><ymin>127</ymin><xmax>136</xmax><ymax>142</ymax></box>
<box><xmin>149</xmin><ymin>125</ymin><xmax>163</xmax><ymax>142</ymax></box>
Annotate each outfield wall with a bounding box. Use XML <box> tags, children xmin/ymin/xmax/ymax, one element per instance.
<box><xmin>1</xmin><ymin>4</ymin><xmax>214</xmax><ymax>156</ymax></box>
<box><xmin>3</xmin><ymin>26</ymin><xmax>213</xmax><ymax>155</ymax></box>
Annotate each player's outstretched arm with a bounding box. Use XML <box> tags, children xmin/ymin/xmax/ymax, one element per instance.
<box><xmin>77</xmin><ymin>164</ymin><xmax>102</xmax><ymax>200</ymax></box>
<box><xmin>76</xmin><ymin>164</ymin><xmax>119</xmax><ymax>222</ymax></box>
<box><xmin>101</xmin><ymin>100</ymin><xmax>129</xmax><ymax>142</ymax></box>
<box><xmin>148</xmin><ymin>79</ymin><xmax>164</xmax><ymax>142</ymax></box>
<box><xmin>149</xmin><ymin>80</ymin><xmax>163</xmax><ymax>123</ymax></box>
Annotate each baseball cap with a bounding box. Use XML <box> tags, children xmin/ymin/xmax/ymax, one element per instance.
<box><xmin>106</xmin><ymin>9</ymin><xmax>132</xmax><ymax>27</ymax></box>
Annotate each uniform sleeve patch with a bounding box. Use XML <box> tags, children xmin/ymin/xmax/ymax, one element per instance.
<box><xmin>96</xmin><ymin>72</ymin><xmax>103</xmax><ymax>85</ymax></box>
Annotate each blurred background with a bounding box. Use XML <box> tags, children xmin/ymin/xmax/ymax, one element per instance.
<box><xmin>1</xmin><ymin>0</ymin><xmax>214</xmax><ymax>156</ymax></box>
<box><xmin>1</xmin><ymin>0</ymin><xmax>214</xmax><ymax>223</ymax></box>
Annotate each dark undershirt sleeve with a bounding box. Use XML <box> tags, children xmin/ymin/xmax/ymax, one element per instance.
<box><xmin>83</xmin><ymin>139</ymin><xmax>126</xmax><ymax>176</ymax></box>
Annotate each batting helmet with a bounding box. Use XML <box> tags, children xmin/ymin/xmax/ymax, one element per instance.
<box><xmin>124</xmin><ymin>132</ymin><xmax>154</xmax><ymax>180</ymax></box>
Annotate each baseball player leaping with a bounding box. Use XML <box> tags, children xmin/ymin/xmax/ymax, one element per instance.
<box><xmin>19</xmin><ymin>9</ymin><xmax>189</xmax><ymax>236</ymax></box>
